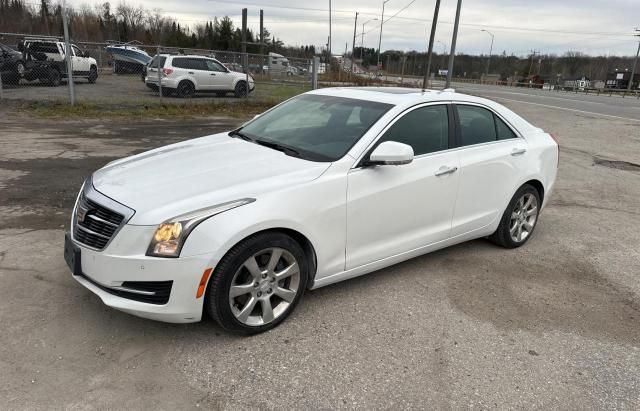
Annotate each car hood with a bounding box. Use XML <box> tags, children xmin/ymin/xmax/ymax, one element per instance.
<box><xmin>92</xmin><ymin>133</ymin><xmax>330</xmax><ymax>225</ymax></box>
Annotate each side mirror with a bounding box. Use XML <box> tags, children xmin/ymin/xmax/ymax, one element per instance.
<box><xmin>366</xmin><ymin>141</ymin><xmax>414</xmax><ymax>166</ymax></box>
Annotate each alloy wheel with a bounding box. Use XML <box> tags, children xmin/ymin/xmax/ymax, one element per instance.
<box><xmin>509</xmin><ymin>193</ymin><xmax>538</xmax><ymax>243</ymax></box>
<box><xmin>229</xmin><ymin>247</ymin><xmax>301</xmax><ymax>326</ymax></box>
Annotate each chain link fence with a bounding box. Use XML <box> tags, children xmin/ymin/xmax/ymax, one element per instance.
<box><xmin>0</xmin><ymin>32</ymin><xmax>325</xmax><ymax>108</ymax></box>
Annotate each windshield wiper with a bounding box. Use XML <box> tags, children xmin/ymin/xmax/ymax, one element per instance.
<box><xmin>254</xmin><ymin>139</ymin><xmax>302</xmax><ymax>158</ymax></box>
<box><xmin>228</xmin><ymin>129</ymin><xmax>253</xmax><ymax>142</ymax></box>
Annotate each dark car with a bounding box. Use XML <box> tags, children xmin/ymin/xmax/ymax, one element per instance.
<box><xmin>0</xmin><ymin>43</ymin><xmax>25</xmax><ymax>84</ymax></box>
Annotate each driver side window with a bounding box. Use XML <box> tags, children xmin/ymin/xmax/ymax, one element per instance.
<box><xmin>377</xmin><ymin>105</ymin><xmax>450</xmax><ymax>156</ymax></box>
<box><xmin>205</xmin><ymin>59</ymin><xmax>226</xmax><ymax>72</ymax></box>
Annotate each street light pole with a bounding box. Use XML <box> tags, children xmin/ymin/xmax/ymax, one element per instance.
<box><xmin>360</xmin><ymin>18</ymin><xmax>378</xmax><ymax>61</ymax></box>
<box><xmin>445</xmin><ymin>0</ymin><xmax>463</xmax><ymax>89</ymax></box>
<box><xmin>481</xmin><ymin>29</ymin><xmax>494</xmax><ymax>76</ymax></box>
<box><xmin>377</xmin><ymin>0</ymin><xmax>390</xmax><ymax>69</ymax></box>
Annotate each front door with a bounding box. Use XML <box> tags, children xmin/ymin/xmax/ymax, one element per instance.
<box><xmin>346</xmin><ymin>104</ymin><xmax>460</xmax><ymax>270</ymax></box>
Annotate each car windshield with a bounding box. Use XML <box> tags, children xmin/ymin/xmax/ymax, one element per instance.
<box><xmin>237</xmin><ymin>94</ymin><xmax>393</xmax><ymax>162</ymax></box>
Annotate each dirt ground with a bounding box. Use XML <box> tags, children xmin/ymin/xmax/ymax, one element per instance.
<box><xmin>0</xmin><ymin>98</ymin><xmax>639</xmax><ymax>409</ymax></box>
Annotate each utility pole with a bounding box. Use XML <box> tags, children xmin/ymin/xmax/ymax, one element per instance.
<box><xmin>377</xmin><ymin>0</ymin><xmax>390</xmax><ymax>69</ymax></box>
<box><xmin>528</xmin><ymin>50</ymin><xmax>539</xmax><ymax>77</ymax></box>
<box><xmin>259</xmin><ymin>10</ymin><xmax>264</xmax><ymax>56</ymax></box>
<box><xmin>627</xmin><ymin>28</ymin><xmax>640</xmax><ymax>91</ymax></box>
<box><xmin>328</xmin><ymin>0</ymin><xmax>332</xmax><ymax>57</ymax></box>
<box><xmin>61</xmin><ymin>0</ymin><xmax>75</xmax><ymax>105</ymax></box>
<box><xmin>422</xmin><ymin>0</ymin><xmax>440</xmax><ymax>89</ymax></box>
<box><xmin>351</xmin><ymin>12</ymin><xmax>358</xmax><ymax>73</ymax></box>
<box><xmin>445</xmin><ymin>0</ymin><xmax>462</xmax><ymax>88</ymax></box>
<box><xmin>241</xmin><ymin>8</ymin><xmax>248</xmax><ymax>97</ymax></box>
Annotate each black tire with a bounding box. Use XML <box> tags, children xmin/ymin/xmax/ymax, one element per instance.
<box><xmin>47</xmin><ymin>68</ymin><xmax>61</xmax><ymax>87</ymax></box>
<box><xmin>234</xmin><ymin>81</ymin><xmax>247</xmax><ymax>98</ymax></box>
<box><xmin>176</xmin><ymin>80</ymin><xmax>195</xmax><ymax>98</ymax></box>
<box><xmin>88</xmin><ymin>66</ymin><xmax>98</xmax><ymax>83</ymax></box>
<box><xmin>489</xmin><ymin>184</ymin><xmax>541</xmax><ymax>248</ymax></box>
<box><xmin>205</xmin><ymin>232</ymin><xmax>309</xmax><ymax>335</ymax></box>
<box><xmin>15</xmin><ymin>61</ymin><xmax>26</xmax><ymax>78</ymax></box>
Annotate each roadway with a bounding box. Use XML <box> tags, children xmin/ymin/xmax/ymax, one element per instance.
<box><xmin>379</xmin><ymin>75</ymin><xmax>640</xmax><ymax>122</ymax></box>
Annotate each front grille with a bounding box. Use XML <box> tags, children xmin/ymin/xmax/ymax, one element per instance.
<box><xmin>80</xmin><ymin>275</ymin><xmax>173</xmax><ymax>305</ymax></box>
<box><xmin>73</xmin><ymin>194</ymin><xmax>125</xmax><ymax>250</ymax></box>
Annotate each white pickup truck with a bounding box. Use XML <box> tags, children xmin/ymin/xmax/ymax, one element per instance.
<box><xmin>22</xmin><ymin>36</ymin><xmax>98</xmax><ymax>83</ymax></box>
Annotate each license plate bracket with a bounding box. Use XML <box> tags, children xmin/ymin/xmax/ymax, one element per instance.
<box><xmin>64</xmin><ymin>232</ymin><xmax>82</xmax><ymax>276</ymax></box>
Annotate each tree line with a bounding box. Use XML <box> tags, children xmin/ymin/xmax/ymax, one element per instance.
<box><xmin>357</xmin><ymin>47</ymin><xmax>637</xmax><ymax>82</ymax></box>
<box><xmin>0</xmin><ymin>0</ymin><xmax>317</xmax><ymax>58</ymax></box>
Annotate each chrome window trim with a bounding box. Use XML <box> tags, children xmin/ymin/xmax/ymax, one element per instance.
<box><xmin>70</xmin><ymin>175</ymin><xmax>136</xmax><ymax>251</ymax></box>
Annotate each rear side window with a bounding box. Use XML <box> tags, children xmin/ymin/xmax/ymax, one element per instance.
<box><xmin>495</xmin><ymin>116</ymin><xmax>518</xmax><ymax>140</ymax></box>
<box><xmin>204</xmin><ymin>59</ymin><xmax>226</xmax><ymax>72</ymax></box>
<box><xmin>378</xmin><ymin>105</ymin><xmax>449</xmax><ymax>156</ymax></box>
<box><xmin>456</xmin><ymin>105</ymin><xmax>497</xmax><ymax>146</ymax></box>
<box><xmin>28</xmin><ymin>42</ymin><xmax>59</xmax><ymax>54</ymax></box>
<box><xmin>172</xmin><ymin>58</ymin><xmax>190</xmax><ymax>69</ymax></box>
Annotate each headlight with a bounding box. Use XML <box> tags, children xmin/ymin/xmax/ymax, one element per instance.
<box><xmin>146</xmin><ymin>198</ymin><xmax>255</xmax><ymax>258</ymax></box>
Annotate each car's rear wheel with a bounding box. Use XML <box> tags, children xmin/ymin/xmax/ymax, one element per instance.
<box><xmin>177</xmin><ymin>80</ymin><xmax>195</xmax><ymax>98</ymax></box>
<box><xmin>88</xmin><ymin>66</ymin><xmax>98</xmax><ymax>83</ymax></box>
<box><xmin>47</xmin><ymin>68</ymin><xmax>61</xmax><ymax>87</ymax></box>
<box><xmin>234</xmin><ymin>81</ymin><xmax>247</xmax><ymax>98</ymax></box>
<box><xmin>490</xmin><ymin>184</ymin><xmax>540</xmax><ymax>248</ymax></box>
<box><xmin>205</xmin><ymin>232</ymin><xmax>308</xmax><ymax>334</ymax></box>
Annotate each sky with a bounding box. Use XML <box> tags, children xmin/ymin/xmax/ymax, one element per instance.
<box><xmin>65</xmin><ymin>0</ymin><xmax>640</xmax><ymax>57</ymax></box>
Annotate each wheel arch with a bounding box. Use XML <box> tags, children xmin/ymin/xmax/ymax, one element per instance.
<box><xmin>203</xmin><ymin>226</ymin><xmax>319</xmax><ymax>292</ymax></box>
<box><xmin>522</xmin><ymin>179</ymin><xmax>545</xmax><ymax>206</ymax></box>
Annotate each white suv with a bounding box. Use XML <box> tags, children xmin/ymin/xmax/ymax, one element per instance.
<box><xmin>145</xmin><ymin>54</ymin><xmax>255</xmax><ymax>98</ymax></box>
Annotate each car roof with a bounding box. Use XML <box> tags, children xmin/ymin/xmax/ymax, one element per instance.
<box><xmin>307</xmin><ymin>86</ymin><xmax>539</xmax><ymax>132</ymax></box>
<box><xmin>309</xmin><ymin>86</ymin><xmax>503</xmax><ymax>108</ymax></box>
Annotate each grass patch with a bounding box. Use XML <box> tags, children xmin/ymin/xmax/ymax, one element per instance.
<box><xmin>2</xmin><ymin>84</ymin><xmax>309</xmax><ymax>119</ymax></box>
<box><xmin>6</xmin><ymin>98</ymin><xmax>284</xmax><ymax>119</ymax></box>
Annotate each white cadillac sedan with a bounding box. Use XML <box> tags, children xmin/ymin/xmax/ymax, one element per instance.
<box><xmin>64</xmin><ymin>87</ymin><xmax>558</xmax><ymax>334</ymax></box>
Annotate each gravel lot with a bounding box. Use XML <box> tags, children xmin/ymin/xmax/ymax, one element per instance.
<box><xmin>0</xmin><ymin>95</ymin><xmax>639</xmax><ymax>409</ymax></box>
<box><xmin>0</xmin><ymin>71</ymin><xmax>308</xmax><ymax>103</ymax></box>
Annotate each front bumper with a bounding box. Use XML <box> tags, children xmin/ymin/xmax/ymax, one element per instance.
<box><xmin>67</xmin><ymin>225</ymin><xmax>217</xmax><ymax>323</ymax></box>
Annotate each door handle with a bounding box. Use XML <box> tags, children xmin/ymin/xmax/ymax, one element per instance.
<box><xmin>435</xmin><ymin>166</ymin><xmax>458</xmax><ymax>176</ymax></box>
<box><xmin>188</xmin><ymin>71</ymin><xmax>194</xmax><ymax>74</ymax></box>
<box><xmin>511</xmin><ymin>148</ymin><xmax>527</xmax><ymax>156</ymax></box>
<box><xmin>210</xmin><ymin>73</ymin><xmax>216</xmax><ymax>76</ymax></box>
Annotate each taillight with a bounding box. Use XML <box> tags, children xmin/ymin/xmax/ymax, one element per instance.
<box><xmin>162</xmin><ymin>68</ymin><xmax>173</xmax><ymax>76</ymax></box>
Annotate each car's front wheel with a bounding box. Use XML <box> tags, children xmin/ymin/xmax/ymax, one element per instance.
<box><xmin>490</xmin><ymin>184</ymin><xmax>540</xmax><ymax>248</ymax></box>
<box><xmin>234</xmin><ymin>81</ymin><xmax>247</xmax><ymax>97</ymax></box>
<box><xmin>205</xmin><ymin>232</ymin><xmax>308</xmax><ymax>334</ymax></box>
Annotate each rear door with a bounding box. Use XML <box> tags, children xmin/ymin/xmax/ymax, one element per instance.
<box><xmin>346</xmin><ymin>104</ymin><xmax>460</xmax><ymax>269</ymax></box>
<box><xmin>188</xmin><ymin>58</ymin><xmax>213</xmax><ymax>90</ymax></box>
<box><xmin>450</xmin><ymin>103</ymin><xmax>528</xmax><ymax>237</ymax></box>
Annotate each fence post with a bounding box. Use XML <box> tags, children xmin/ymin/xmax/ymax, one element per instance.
<box><xmin>157</xmin><ymin>47</ymin><xmax>162</xmax><ymax>102</ymax></box>
<box><xmin>61</xmin><ymin>0</ymin><xmax>75</xmax><ymax>105</ymax></box>
<box><xmin>0</xmin><ymin>70</ymin><xmax>3</xmax><ymax>100</ymax></box>
<box><xmin>312</xmin><ymin>57</ymin><xmax>319</xmax><ymax>89</ymax></box>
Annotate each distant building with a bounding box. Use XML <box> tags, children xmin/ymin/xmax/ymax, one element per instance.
<box><xmin>605</xmin><ymin>71</ymin><xmax>640</xmax><ymax>89</ymax></box>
